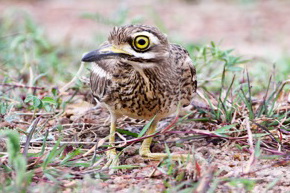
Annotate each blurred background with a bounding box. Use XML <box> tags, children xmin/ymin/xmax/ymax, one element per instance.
<box><xmin>1</xmin><ymin>0</ymin><xmax>290</xmax><ymax>55</ymax></box>
<box><xmin>1</xmin><ymin>0</ymin><xmax>290</xmax><ymax>89</ymax></box>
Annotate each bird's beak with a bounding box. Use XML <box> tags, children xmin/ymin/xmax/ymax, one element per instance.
<box><xmin>82</xmin><ymin>44</ymin><xmax>131</xmax><ymax>62</ymax></box>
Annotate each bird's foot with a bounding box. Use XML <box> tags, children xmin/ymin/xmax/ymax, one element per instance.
<box><xmin>103</xmin><ymin>149</ymin><xmax>120</xmax><ymax>174</ymax></box>
<box><xmin>140</xmin><ymin>150</ymin><xmax>193</xmax><ymax>161</ymax></box>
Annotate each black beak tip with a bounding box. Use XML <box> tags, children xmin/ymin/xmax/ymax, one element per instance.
<box><xmin>81</xmin><ymin>56</ymin><xmax>90</xmax><ymax>62</ymax></box>
<box><xmin>81</xmin><ymin>51</ymin><xmax>97</xmax><ymax>62</ymax></box>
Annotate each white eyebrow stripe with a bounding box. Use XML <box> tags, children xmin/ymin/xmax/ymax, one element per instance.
<box><xmin>116</xmin><ymin>31</ymin><xmax>161</xmax><ymax>60</ymax></box>
<box><xmin>91</xmin><ymin>64</ymin><xmax>112</xmax><ymax>79</ymax></box>
<box><xmin>133</xmin><ymin>31</ymin><xmax>160</xmax><ymax>45</ymax></box>
<box><xmin>122</xmin><ymin>45</ymin><xmax>156</xmax><ymax>59</ymax></box>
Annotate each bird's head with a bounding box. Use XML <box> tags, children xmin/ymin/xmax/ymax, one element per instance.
<box><xmin>82</xmin><ymin>25</ymin><xmax>170</xmax><ymax>68</ymax></box>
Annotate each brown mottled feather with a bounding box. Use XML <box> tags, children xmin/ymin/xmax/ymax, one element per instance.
<box><xmin>90</xmin><ymin>25</ymin><xmax>196</xmax><ymax>120</ymax></box>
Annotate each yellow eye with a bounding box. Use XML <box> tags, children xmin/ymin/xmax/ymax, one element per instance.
<box><xmin>133</xmin><ymin>35</ymin><xmax>150</xmax><ymax>51</ymax></box>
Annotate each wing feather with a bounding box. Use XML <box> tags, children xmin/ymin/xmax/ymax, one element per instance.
<box><xmin>90</xmin><ymin>63</ymin><xmax>112</xmax><ymax>103</ymax></box>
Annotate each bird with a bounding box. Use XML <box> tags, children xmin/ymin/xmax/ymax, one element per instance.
<box><xmin>82</xmin><ymin>24</ymin><xmax>197</xmax><ymax>168</ymax></box>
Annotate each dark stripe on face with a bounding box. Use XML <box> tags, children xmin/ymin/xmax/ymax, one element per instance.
<box><xmin>128</xmin><ymin>56</ymin><xmax>164</xmax><ymax>63</ymax></box>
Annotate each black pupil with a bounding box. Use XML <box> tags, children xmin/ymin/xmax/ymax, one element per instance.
<box><xmin>138</xmin><ymin>39</ymin><xmax>146</xmax><ymax>45</ymax></box>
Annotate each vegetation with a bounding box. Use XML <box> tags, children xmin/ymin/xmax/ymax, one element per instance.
<box><xmin>1</xmin><ymin>5</ymin><xmax>290</xmax><ymax>193</ymax></box>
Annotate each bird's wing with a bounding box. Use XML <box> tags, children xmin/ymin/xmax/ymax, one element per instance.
<box><xmin>90</xmin><ymin>61</ymin><xmax>113</xmax><ymax>103</ymax></box>
<box><xmin>169</xmin><ymin>43</ymin><xmax>197</xmax><ymax>93</ymax></box>
<box><xmin>177</xmin><ymin>55</ymin><xmax>197</xmax><ymax>107</ymax></box>
<box><xmin>186</xmin><ymin>57</ymin><xmax>197</xmax><ymax>93</ymax></box>
<box><xmin>170</xmin><ymin>44</ymin><xmax>197</xmax><ymax>106</ymax></box>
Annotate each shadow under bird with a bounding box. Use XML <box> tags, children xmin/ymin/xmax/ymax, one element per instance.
<box><xmin>82</xmin><ymin>24</ymin><xmax>197</xmax><ymax>168</ymax></box>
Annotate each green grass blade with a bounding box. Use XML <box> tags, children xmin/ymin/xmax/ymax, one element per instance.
<box><xmin>138</xmin><ymin>115</ymin><xmax>156</xmax><ymax>138</ymax></box>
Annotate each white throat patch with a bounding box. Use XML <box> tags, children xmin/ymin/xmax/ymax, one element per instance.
<box><xmin>91</xmin><ymin>64</ymin><xmax>112</xmax><ymax>79</ymax></box>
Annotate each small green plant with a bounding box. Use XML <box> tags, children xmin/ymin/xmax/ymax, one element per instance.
<box><xmin>24</xmin><ymin>94</ymin><xmax>57</xmax><ymax>112</ymax></box>
<box><xmin>0</xmin><ymin>130</ymin><xmax>32</xmax><ymax>193</ymax></box>
<box><xmin>227</xmin><ymin>178</ymin><xmax>256</xmax><ymax>191</ymax></box>
<box><xmin>191</xmin><ymin>42</ymin><xmax>247</xmax><ymax>90</ymax></box>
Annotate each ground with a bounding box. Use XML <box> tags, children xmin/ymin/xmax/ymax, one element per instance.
<box><xmin>1</xmin><ymin>0</ymin><xmax>290</xmax><ymax>192</ymax></box>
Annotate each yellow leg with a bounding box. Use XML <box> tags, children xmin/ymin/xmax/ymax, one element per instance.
<box><xmin>140</xmin><ymin>120</ymin><xmax>192</xmax><ymax>161</ymax></box>
<box><xmin>103</xmin><ymin>115</ymin><xmax>119</xmax><ymax>170</ymax></box>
